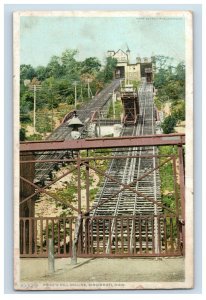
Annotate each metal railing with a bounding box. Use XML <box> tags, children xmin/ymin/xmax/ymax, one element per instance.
<box><xmin>19</xmin><ymin>215</ymin><xmax>183</xmax><ymax>258</ymax></box>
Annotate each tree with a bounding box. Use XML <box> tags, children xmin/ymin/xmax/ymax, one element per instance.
<box><xmin>161</xmin><ymin>115</ymin><xmax>177</xmax><ymax>134</ymax></box>
<box><xmin>20</xmin><ymin>64</ymin><xmax>36</xmax><ymax>84</ymax></box>
<box><xmin>80</xmin><ymin>73</ymin><xmax>96</xmax><ymax>98</ymax></box>
<box><xmin>46</xmin><ymin>55</ymin><xmax>64</xmax><ymax>78</ymax></box>
<box><xmin>103</xmin><ymin>56</ymin><xmax>118</xmax><ymax>82</ymax></box>
<box><xmin>163</xmin><ymin>80</ymin><xmax>185</xmax><ymax>101</ymax></box>
<box><xmin>80</xmin><ymin>57</ymin><xmax>101</xmax><ymax>75</ymax></box>
<box><xmin>20</xmin><ymin>89</ymin><xmax>34</xmax><ymax>113</ymax></box>
<box><xmin>19</xmin><ymin>49</ymin><xmax>119</xmax><ymax>140</ymax></box>
<box><xmin>153</xmin><ymin>68</ymin><xmax>169</xmax><ymax>89</ymax></box>
<box><xmin>153</xmin><ymin>55</ymin><xmax>186</xmax><ymax>117</ymax></box>
<box><xmin>39</xmin><ymin>77</ymin><xmax>61</xmax><ymax>109</ymax></box>
<box><xmin>35</xmin><ymin>65</ymin><xmax>47</xmax><ymax>81</ymax></box>
<box><xmin>172</xmin><ymin>100</ymin><xmax>185</xmax><ymax>122</ymax></box>
<box><xmin>152</xmin><ymin>55</ymin><xmax>173</xmax><ymax>72</ymax></box>
<box><xmin>20</xmin><ymin>128</ymin><xmax>26</xmax><ymax>141</ymax></box>
<box><xmin>175</xmin><ymin>62</ymin><xmax>185</xmax><ymax>82</ymax></box>
<box><xmin>61</xmin><ymin>49</ymin><xmax>80</xmax><ymax>80</ymax></box>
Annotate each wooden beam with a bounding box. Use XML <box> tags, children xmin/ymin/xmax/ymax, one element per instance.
<box><xmin>20</xmin><ymin>133</ymin><xmax>185</xmax><ymax>152</ymax></box>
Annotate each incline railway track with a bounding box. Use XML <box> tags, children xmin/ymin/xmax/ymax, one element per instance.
<box><xmin>34</xmin><ymin>79</ymin><xmax>120</xmax><ymax>184</ymax></box>
<box><xmin>90</xmin><ymin>82</ymin><xmax>163</xmax><ymax>253</ymax></box>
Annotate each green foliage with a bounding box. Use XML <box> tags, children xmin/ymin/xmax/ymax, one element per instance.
<box><xmin>158</xmin><ymin>146</ymin><xmax>179</xmax><ymax>213</ymax></box>
<box><xmin>153</xmin><ymin>68</ymin><xmax>170</xmax><ymax>89</ymax></box>
<box><xmin>158</xmin><ymin>80</ymin><xmax>185</xmax><ymax>101</ymax></box>
<box><xmin>61</xmin><ymin>49</ymin><xmax>81</xmax><ymax>80</ymax></box>
<box><xmin>153</xmin><ymin>56</ymin><xmax>185</xmax><ymax>119</ymax></box>
<box><xmin>54</xmin><ymin>184</ymin><xmax>77</xmax><ymax>209</ymax></box>
<box><xmin>90</xmin><ymin>188</ymin><xmax>99</xmax><ymax>202</ymax></box>
<box><xmin>161</xmin><ymin>115</ymin><xmax>177</xmax><ymax>134</ymax></box>
<box><xmin>159</xmin><ymin>161</ymin><xmax>174</xmax><ymax>192</ymax></box>
<box><xmin>80</xmin><ymin>57</ymin><xmax>101</xmax><ymax>75</ymax></box>
<box><xmin>26</xmin><ymin>133</ymin><xmax>43</xmax><ymax>141</ymax></box>
<box><xmin>20</xmin><ymin>64</ymin><xmax>36</xmax><ymax>83</ymax></box>
<box><xmin>35</xmin><ymin>65</ymin><xmax>47</xmax><ymax>81</ymax></box>
<box><xmin>103</xmin><ymin>56</ymin><xmax>118</xmax><ymax>82</ymax></box>
<box><xmin>158</xmin><ymin>145</ymin><xmax>178</xmax><ymax>156</ymax></box>
<box><xmin>36</xmin><ymin>112</ymin><xmax>52</xmax><ymax>133</ymax></box>
<box><xmin>152</xmin><ymin>55</ymin><xmax>173</xmax><ymax>71</ymax></box>
<box><xmin>154</xmin><ymin>96</ymin><xmax>162</xmax><ymax>110</ymax></box>
<box><xmin>107</xmin><ymin>100</ymin><xmax>123</xmax><ymax>119</ymax></box>
<box><xmin>20</xmin><ymin>49</ymin><xmax>119</xmax><ymax>140</ymax></box>
<box><xmin>171</xmin><ymin>100</ymin><xmax>185</xmax><ymax>122</ymax></box>
<box><xmin>20</xmin><ymin>113</ymin><xmax>32</xmax><ymax>124</ymax></box>
<box><xmin>20</xmin><ymin>128</ymin><xmax>26</xmax><ymax>141</ymax></box>
<box><xmin>162</xmin><ymin>195</ymin><xmax>176</xmax><ymax>211</ymax></box>
<box><xmin>174</xmin><ymin>62</ymin><xmax>185</xmax><ymax>82</ymax></box>
<box><xmin>20</xmin><ymin>88</ymin><xmax>34</xmax><ymax>114</ymax></box>
<box><xmin>45</xmin><ymin>55</ymin><xmax>64</xmax><ymax>79</ymax></box>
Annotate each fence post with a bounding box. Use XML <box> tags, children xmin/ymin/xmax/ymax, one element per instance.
<box><xmin>48</xmin><ymin>238</ymin><xmax>55</xmax><ymax>274</ymax></box>
<box><xmin>71</xmin><ymin>214</ymin><xmax>82</xmax><ymax>265</ymax></box>
<box><xmin>77</xmin><ymin>152</ymin><xmax>81</xmax><ymax>214</ymax></box>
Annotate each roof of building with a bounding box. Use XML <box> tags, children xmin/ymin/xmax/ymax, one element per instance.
<box><xmin>114</xmin><ymin>49</ymin><xmax>128</xmax><ymax>56</ymax></box>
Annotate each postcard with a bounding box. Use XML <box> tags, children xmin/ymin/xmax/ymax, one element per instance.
<box><xmin>13</xmin><ymin>10</ymin><xmax>193</xmax><ymax>290</ymax></box>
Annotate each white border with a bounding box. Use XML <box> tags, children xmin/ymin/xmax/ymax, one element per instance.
<box><xmin>13</xmin><ymin>9</ymin><xmax>193</xmax><ymax>291</ymax></box>
<box><xmin>1</xmin><ymin>0</ymin><xmax>205</xmax><ymax>297</ymax></box>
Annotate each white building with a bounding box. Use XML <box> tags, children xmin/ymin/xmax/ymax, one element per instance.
<box><xmin>107</xmin><ymin>49</ymin><xmax>153</xmax><ymax>82</ymax></box>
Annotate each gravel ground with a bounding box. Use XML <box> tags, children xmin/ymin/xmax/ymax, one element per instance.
<box><xmin>20</xmin><ymin>257</ymin><xmax>185</xmax><ymax>283</ymax></box>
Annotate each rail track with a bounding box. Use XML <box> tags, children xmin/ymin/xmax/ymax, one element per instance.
<box><xmin>90</xmin><ymin>82</ymin><xmax>163</xmax><ymax>253</ymax></box>
<box><xmin>34</xmin><ymin>79</ymin><xmax>120</xmax><ymax>184</ymax></box>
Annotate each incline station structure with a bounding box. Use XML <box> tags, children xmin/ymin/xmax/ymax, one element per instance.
<box><xmin>107</xmin><ymin>48</ymin><xmax>153</xmax><ymax>82</ymax></box>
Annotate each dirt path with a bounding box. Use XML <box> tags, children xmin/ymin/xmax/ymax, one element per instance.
<box><xmin>19</xmin><ymin>257</ymin><xmax>185</xmax><ymax>289</ymax></box>
<box><xmin>175</xmin><ymin>121</ymin><xmax>185</xmax><ymax>133</ymax></box>
<box><xmin>163</xmin><ymin>102</ymin><xmax>171</xmax><ymax>116</ymax></box>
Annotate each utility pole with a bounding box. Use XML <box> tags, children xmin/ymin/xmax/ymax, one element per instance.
<box><xmin>98</xmin><ymin>109</ymin><xmax>101</xmax><ymax>137</ymax></box>
<box><xmin>73</xmin><ymin>81</ymin><xmax>78</xmax><ymax>109</ymax></box>
<box><xmin>86</xmin><ymin>78</ymin><xmax>93</xmax><ymax>99</ymax></box>
<box><xmin>51</xmin><ymin>91</ymin><xmax>54</xmax><ymax>131</ymax></box>
<box><xmin>29</xmin><ymin>83</ymin><xmax>41</xmax><ymax>134</ymax></box>
<box><xmin>112</xmin><ymin>90</ymin><xmax>116</xmax><ymax>119</ymax></box>
<box><xmin>80</xmin><ymin>84</ymin><xmax>83</xmax><ymax>102</ymax></box>
<box><xmin>74</xmin><ymin>81</ymin><xmax>77</xmax><ymax>109</ymax></box>
<box><xmin>87</xmin><ymin>79</ymin><xmax>90</xmax><ymax>98</ymax></box>
<box><xmin>33</xmin><ymin>85</ymin><xmax>36</xmax><ymax>133</ymax></box>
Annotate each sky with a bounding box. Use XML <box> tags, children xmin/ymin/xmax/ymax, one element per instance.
<box><xmin>20</xmin><ymin>15</ymin><xmax>185</xmax><ymax>67</ymax></box>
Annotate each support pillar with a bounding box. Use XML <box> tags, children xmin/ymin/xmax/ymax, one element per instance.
<box><xmin>85</xmin><ymin>161</ymin><xmax>90</xmax><ymax>212</ymax></box>
<box><xmin>71</xmin><ymin>214</ymin><xmax>82</xmax><ymax>265</ymax></box>
<box><xmin>77</xmin><ymin>152</ymin><xmax>81</xmax><ymax>214</ymax></box>
<box><xmin>48</xmin><ymin>238</ymin><xmax>55</xmax><ymax>274</ymax></box>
